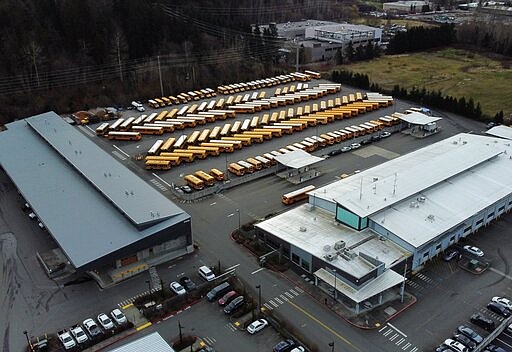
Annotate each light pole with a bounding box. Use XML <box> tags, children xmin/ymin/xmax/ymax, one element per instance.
<box><xmin>23</xmin><ymin>330</ymin><xmax>33</xmax><ymax>352</ymax></box>
<box><xmin>329</xmin><ymin>341</ymin><xmax>335</xmax><ymax>352</ymax></box>
<box><xmin>333</xmin><ymin>268</ymin><xmax>337</xmax><ymax>304</ymax></box>
<box><xmin>178</xmin><ymin>320</ymin><xmax>184</xmax><ymax>344</ymax></box>
<box><xmin>236</xmin><ymin>208</ymin><xmax>240</xmax><ymax>234</ymax></box>
<box><xmin>256</xmin><ymin>285</ymin><xmax>262</xmax><ymax>313</ymax></box>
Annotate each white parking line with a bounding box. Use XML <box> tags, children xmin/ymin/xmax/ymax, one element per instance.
<box><xmin>402</xmin><ymin>342</ymin><xmax>411</xmax><ymax>350</ymax></box>
<box><xmin>274</xmin><ymin>297</ymin><xmax>283</xmax><ymax>304</ymax></box>
<box><xmin>383</xmin><ymin>329</ymin><xmax>393</xmax><ymax>337</ymax></box>
<box><xmin>112</xmin><ymin>144</ymin><xmax>129</xmax><ymax>157</ymax></box>
<box><xmin>294</xmin><ymin>286</ymin><xmax>304</xmax><ymax>293</ymax></box>
<box><xmin>284</xmin><ymin>292</ymin><xmax>294</xmax><ymax>299</ymax></box>
<box><xmin>280</xmin><ymin>294</ymin><xmax>289</xmax><ymax>301</ymax></box>
<box><xmin>410</xmin><ymin>347</ymin><xmax>418</xmax><ymax>352</ymax></box>
<box><xmin>290</xmin><ymin>289</ymin><xmax>299</xmax><ymax>296</ymax></box>
<box><xmin>387</xmin><ymin>323</ymin><xmax>408</xmax><ymax>338</ymax></box>
<box><xmin>270</xmin><ymin>300</ymin><xmax>279</xmax><ymax>307</ymax></box>
<box><xmin>378</xmin><ymin>326</ymin><xmax>388</xmax><ymax>333</ymax></box>
<box><xmin>389</xmin><ymin>333</ymin><xmax>399</xmax><ymax>341</ymax></box>
<box><xmin>263</xmin><ymin>303</ymin><xmax>273</xmax><ymax>310</ymax></box>
<box><xmin>251</xmin><ymin>268</ymin><xmax>265</xmax><ymax>275</ymax></box>
<box><xmin>396</xmin><ymin>338</ymin><xmax>405</xmax><ymax>346</ymax></box>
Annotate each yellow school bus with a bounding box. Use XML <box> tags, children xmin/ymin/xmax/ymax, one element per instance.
<box><xmin>187</xmin><ymin>145</ymin><xmax>220</xmax><ymax>157</ymax></box>
<box><xmin>209</xmin><ymin>168</ymin><xmax>225</xmax><ymax>181</ymax></box>
<box><xmin>194</xmin><ymin>170</ymin><xmax>216</xmax><ymax>186</ymax></box>
<box><xmin>228</xmin><ymin>162</ymin><xmax>246</xmax><ymax>176</ymax></box>
<box><xmin>184</xmin><ymin>174</ymin><xmax>204</xmax><ymax>190</ymax></box>
<box><xmin>282</xmin><ymin>185</ymin><xmax>316</xmax><ymax>205</ymax></box>
<box><xmin>145</xmin><ymin>159</ymin><xmax>172</xmax><ymax>170</ymax></box>
<box><xmin>173</xmin><ymin>148</ymin><xmax>207</xmax><ymax>159</ymax></box>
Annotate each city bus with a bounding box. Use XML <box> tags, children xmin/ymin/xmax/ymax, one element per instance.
<box><xmin>198</xmin><ymin>129</ymin><xmax>211</xmax><ymax>143</ymax></box>
<box><xmin>228</xmin><ymin>163</ymin><xmax>246</xmax><ymax>176</ymax></box>
<box><xmin>209</xmin><ymin>168</ymin><xmax>225</xmax><ymax>181</ymax></box>
<box><xmin>119</xmin><ymin>117</ymin><xmax>135</xmax><ymax>131</ymax></box>
<box><xmin>96</xmin><ymin>122</ymin><xmax>109</xmax><ymax>136</ymax></box>
<box><xmin>131</xmin><ymin>125</ymin><xmax>164</xmax><ymax>135</ymax></box>
<box><xmin>160</xmin><ymin>137</ymin><xmax>176</xmax><ymax>152</ymax></box>
<box><xmin>107</xmin><ymin>131</ymin><xmax>142</xmax><ymax>141</ymax></box>
<box><xmin>194</xmin><ymin>170</ymin><xmax>216</xmax><ymax>186</ymax></box>
<box><xmin>147</xmin><ymin>139</ymin><xmax>164</xmax><ymax>155</ymax></box>
<box><xmin>109</xmin><ymin>118</ymin><xmax>125</xmax><ymax>131</ymax></box>
<box><xmin>282</xmin><ymin>185</ymin><xmax>316</xmax><ymax>205</ymax></box>
<box><xmin>184</xmin><ymin>174</ymin><xmax>204</xmax><ymax>190</ymax></box>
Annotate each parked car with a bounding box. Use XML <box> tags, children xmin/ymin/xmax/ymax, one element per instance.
<box><xmin>435</xmin><ymin>345</ymin><xmax>451</xmax><ymax>352</ymax></box>
<box><xmin>350</xmin><ymin>142</ymin><xmax>361</xmax><ymax>149</ymax></box>
<box><xmin>329</xmin><ymin>149</ymin><xmax>342</xmax><ymax>156</ymax></box>
<box><xmin>179</xmin><ymin>276</ymin><xmax>197</xmax><ymax>291</ymax></box>
<box><xmin>246</xmin><ymin>318</ymin><xmax>268</xmax><ymax>334</ymax></box>
<box><xmin>491</xmin><ymin>296</ymin><xmax>512</xmax><ymax>310</ymax></box>
<box><xmin>453</xmin><ymin>333</ymin><xmax>476</xmax><ymax>349</ymax></box>
<box><xmin>223</xmin><ymin>295</ymin><xmax>244</xmax><ymax>314</ymax></box>
<box><xmin>484</xmin><ymin>345</ymin><xmax>509</xmax><ymax>352</ymax></box>
<box><xmin>181</xmin><ymin>185</ymin><xmax>193</xmax><ymax>194</ymax></box>
<box><xmin>371</xmin><ymin>135</ymin><xmax>382</xmax><ymax>142</ymax></box>
<box><xmin>443</xmin><ymin>338</ymin><xmax>468</xmax><ymax>352</ymax></box>
<box><xmin>457</xmin><ymin>325</ymin><xmax>483</xmax><ymax>344</ymax></box>
<box><xmin>290</xmin><ymin>347</ymin><xmax>305</xmax><ymax>352</ymax></box>
<box><xmin>170</xmin><ymin>281</ymin><xmax>187</xmax><ymax>295</ymax></box>
<box><xmin>83</xmin><ymin>318</ymin><xmax>102</xmax><ymax>337</ymax></box>
<box><xmin>273</xmin><ymin>339</ymin><xmax>296</xmax><ymax>352</ymax></box>
<box><xmin>487</xmin><ymin>301</ymin><xmax>511</xmax><ymax>317</ymax></box>
<box><xmin>380</xmin><ymin>131</ymin><xmax>391</xmax><ymax>138</ymax></box>
<box><xmin>508</xmin><ymin>323</ymin><xmax>512</xmax><ymax>333</ymax></box>
<box><xmin>341</xmin><ymin>146</ymin><xmax>352</xmax><ymax>152</ymax></box>
<box><xmin>360</xmin><ymin>138</ymin><xmax>372</xmax><ymax>145</ymax></box>
<box><xmin>463</xmin><ymin>245</ymin><xmax>484</xmax><ymax>257</ymax></box>
<box><xmin>218</xmin><ymin>290</ymin><xmax>239</xmax><ymax>306</ymax></box>
<box><xmin>57</xmin><ymin>330</ymin><xmax>76</xmax><ymax>350</ymax></box>
<box><xmin>470</xmin><ymin>313</ymin><xmax>495</xmax><ymax>331</ymax></box>
<box><xmin>443</xmin><ymin>249</ymin><xmax>459</xmax><ymax>262</ymax></box>
<box><xmin>70</xmin><ymin>324</ymin><xmax>88</xmax><ymax>344</ymax></box>
<box><xmin>110</xmin><ymin>308</ymin><xmax>127</xmax><ymax>325</ymax></box>
<box><xmin>198</xmin><ymin>265</ymin><xmax>216</xmax><ymax>281</ymax></box>
<box><xmin>97</xmin><ymin>313</ymin><xmax>114</xmax><ymax>330</ymax></box>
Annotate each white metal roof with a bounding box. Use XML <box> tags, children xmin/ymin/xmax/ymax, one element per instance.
<box><xmin>396</xmin><ymin>111</ymin><xmax>442</xmax><ymax>125</ymax></box>
<box><xmin>371</xmin><ymin>135</ymin><xmax>512</xmax><ymax>248</ymax></box>
<box><xmin>274</xmin><ymin>149</ymin><xmax>324</xmax><ymax>169</ymax></box>
<box><xmin>107</xmin><ymin>332</ymin><xmax>175</xmax><ymax>352</ymax></box>
<box><xmin>256</xmin><ymin>205</ymin><xmax>409</xmax><ymax>278</ymax></box>
<box><xmin>314</xmin><ymin>268</ymin><xmax>405</xmax><ymax>303</ymax></box>
<box><xmin>314</xmin><ymin>133</ymin><xmax>503</xmax><ymax>218</ymax></box>
<box><xmin>486</xmin><ymin>125</ymin><xmax>512</xmax><ymax>140</ymax></box>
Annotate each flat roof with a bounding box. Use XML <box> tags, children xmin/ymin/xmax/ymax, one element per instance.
<box><xmin>396</xmin><ymin>112</ymin><xmax>442</xmax><ymax>125</ymax></box>
<box><xmin>486</xmin><ymin>125</ymin><xmax>512</xmax><ymax>140</ymax></box>
<box><xmin>314</xmin><ymin>133</ymin><xmax>502</xmax><ymax>218</ymax></box>
<box><xmin>274</xmin><ymin>149</ymin><xmax>324</xmax><ymax>169</ymax></box>
<box><xmin>0</xmin><ymin>112</ymin><xmax>189</xmax><ymax>269</ymax></box>
<box><xmin>27</xmin><ymin>114</ymin><xmax>179</xmax><ymax>227</ymax></box>
<box><xmin>107</xmin><ymin>332</ymin><xmax>175</xmax><ymax>352</ymax></box>
<box><xmin>256</xmin><ymin>205</ymin><xmax>409</xmax><ymax>278</ymax></box>
<box><xmin>371</xmin><ymin>134</ymin><xmax>512</xmax><ymax>248</ymax></box>
<box><xmin>314</xmin><ymin>268</ymin><xmax>404</xmax><ymax>303</ymax></box>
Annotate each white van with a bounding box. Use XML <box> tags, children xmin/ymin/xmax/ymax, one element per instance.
<box><xmin>198</xmin><ymin>265</ymin><xmax>215</xmax><ymax>281</ymax></box>
<box><xmin>131</xmin><ymin>101</ymin><xmax>145</xmax><ymax>112</ymax></box>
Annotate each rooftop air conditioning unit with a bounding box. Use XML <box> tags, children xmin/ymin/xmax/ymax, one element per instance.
<box><xmin>299</xmin><ymin>226</ymin><xmax>307</xmax><ymax>232</ymax></box>
<box><xmin>333</xmin><ymin>240</ymin><xmax>346</xmax><ymax>250</ymax></box>
<box><xmin>324</xmin><ymin>253</ymin><xmax>336</xmax><ymax>261</ymax></box>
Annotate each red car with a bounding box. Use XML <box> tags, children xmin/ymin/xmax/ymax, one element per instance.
<box><xmin>218</xmin><ymin>290</ymin><xmax>238</xmax><ymax>306</ymax></box>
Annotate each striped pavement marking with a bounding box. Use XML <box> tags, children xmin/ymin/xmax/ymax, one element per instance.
<box><xmin>274</xmin><ymin>297</ymin><xmax>283</xmax><ymax>304</ymax></box>
<box><xmin>263</xmin><ymin>303</ymin><xmax>273</xmax><ymax>310</ymax></box>
<box><xmin>280</xmin><ymin>294</ymin><xmax>289</xmax><ymax>301</ymax></box>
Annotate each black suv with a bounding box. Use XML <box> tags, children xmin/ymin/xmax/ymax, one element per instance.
<box><xmin>470</xmin><ymin>313</ymin><xmax>495</xmax><ymax>331</ymax></box>
<box><xmin>179</xmin><ymin>276</ymin><xmax>197</xmax><ymax>291</ymax></box>
<box><xmin>487</xmin><ymin>301</ymin><xmax>511</xmax><ymax>317</ymax></box>
<box><xmin>457</xmin><ymin>325</ymin><xmax>483</xmax><ymax>344</ymax></box>
<box><xmin>223</xmin><ymin>296</ymin><xmax>244</xmax><ymax>314</ymax></box>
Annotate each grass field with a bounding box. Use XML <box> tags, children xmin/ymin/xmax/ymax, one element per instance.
<box><xmin>352</xmin><ymin>18</ymin><xmax>435</xmax><ymax>28</ymax></box>
<box><xmin>342</xmin><ymin>48</ymin><xmax>512</xmax><ymax>118</ymax></box>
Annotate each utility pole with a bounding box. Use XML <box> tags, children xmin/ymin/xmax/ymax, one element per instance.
<box><xmin>178</xmin><ymin>320</ymin><xmax>184</xmax><ymax>344</ymax></box>
<box><xmin>157</xmin><ymin>55</ymin><xmax>164</xmax><ymax>97</ymax></box>
<box><xmin>256</xmin><ymin>285</ymin><xmax>262</xmax><ymax>313</ymax></box>
<box><xmin>401</xmin><ymin>262</ymin><xmax>407</xmax><ymax>303</ymax></box>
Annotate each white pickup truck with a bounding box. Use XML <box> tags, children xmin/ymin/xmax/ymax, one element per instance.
<box><xmin>57</xmin><ymin>329</ymin><xmax>76</xmax><ymax>350</ymax></box>
<box><xmin>70</xmin><ymin>324</ymin><xmax>88</xmax><ymax>344</ymax></box>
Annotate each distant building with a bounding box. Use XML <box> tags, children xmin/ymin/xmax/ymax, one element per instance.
<box><xmin>259</xmin><ymin>20</ymin><xmax>382</xmax><ymax>63</ymax></box>
<box><xmin>383</xmin><ymin>1</ymin><xmax>429</xmax><ymax>13</ymax></box>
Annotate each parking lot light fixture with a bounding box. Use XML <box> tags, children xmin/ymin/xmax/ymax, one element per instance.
<box><xmin>256</xmin><ymin>285</ymin><xmax>262</xmax><ymax>313</ymax></box>
<box><xmin>329</xmin><ymin>341</ymin><xmax>335</xmax><ymax>352</ymax></box>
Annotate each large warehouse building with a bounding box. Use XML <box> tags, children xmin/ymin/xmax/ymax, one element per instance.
<box><xmin>0</xmin><ymin>112</ymin><xmax>193</xmax><ymax>286</ymax></box>
<box><xmin>256</xmin><ymin>131</ymin><xmax>512</xmax><ymax>313</ymax></box>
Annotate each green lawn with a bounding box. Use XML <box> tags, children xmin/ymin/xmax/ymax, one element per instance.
<box><xmin>342</xmin><ymin>48</ymin><xmax>512</xmax><ymax>118</ymax></box>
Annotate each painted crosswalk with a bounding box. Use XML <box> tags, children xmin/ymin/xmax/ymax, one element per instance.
<box><xmin>225</xmin><ymin>323</ymin><xmax>237</xmax><ymax>332</ymax></box>
<box><xmin>262</xmin><ymin>286</ymin><xmax>303</xmax><ymax>311</ymax></box>
<box><xmin>405</xmin><ymin>272</ymin><xmax>441</xmax><ymax>297</ymax></box>
<box><xmin>118</xmin><ymin>287</ymin><xmax>162</xmax><ymax>308</ymax></box>
<box><xmin>149</xmin><ymin>178</ymin><xmax>168</xmax><ymax>192</ymax></box>
<box><xmin>378</xmin><ymin>323</ymin><xmax>419</xmax><ymax>352</ymax></box>
<box><xmin>202</xmin><ymin>336</ymin><xmax>216</xmax><ymax>346</ymax></box>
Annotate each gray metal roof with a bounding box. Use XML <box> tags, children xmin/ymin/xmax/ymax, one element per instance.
<box><xmin>0</xmin><ymin>112</ymin><xmax>189</xmax><ymax>269</ymax></box>
<box><xmin>486</xmin><ymin>125</ymin><xmax>512</xmax><ymax>140</ymax></box>
<box><xmin>274</xmin><ymin>149</ymin><xmax>324</xmax><ymax>169</ymax></box>
<box><xmin>107</xmin><ymin>332</ymin><xmax>175</xmax><ymax>352</ymax></box>
<box><xmin>396</xmin><ymin>111</ymin><xmax>442</xmax><ymax>125</ymax></box>
<box><xmin>27</xmin><ymin>114</ymin><xmax>179</xmax><ymax>227</ymax></box>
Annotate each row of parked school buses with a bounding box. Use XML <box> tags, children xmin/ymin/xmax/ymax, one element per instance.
<box><xmin>147</xmin><ymin>88</ymin><xmax>217</xmax><ymax>109</ymax></box>
<box><xmin>216</xmin><ymin>71</ymin><xmax>320</xmax><ymax>95</ymax></box>
<box><xmin>141</xmin><ymin>92</ymin><xmax>396</xmax><ymax>170</ymax></box>
<box><xmin>182</xmin><ymin>168</ymin><xmax>225</xmax><ymax>190</ymax></box>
